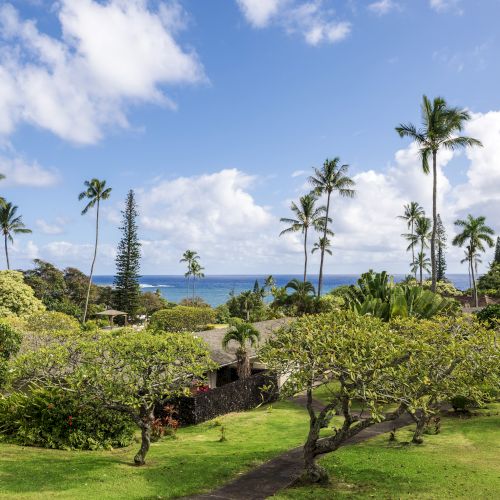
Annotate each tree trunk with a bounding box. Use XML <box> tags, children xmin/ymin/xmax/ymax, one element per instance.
<box><xmin>411</xmin><ymin>220</ymin><xmax>416</xmax><ymax>280</ymax></box>
<box><xmin>236</xmin><ymin>350</ymin><xmax>251</xmax><ymax>379</ymax></box>
<box><xmin>471</xmin><ymin>255</ymin><xmax>478</xmax><ymax>307</ymax></box>
<box><xmin>303</xmin><ymin>227</ymin><xmax>308</xmax><ymax>283</ymax></box>
<box><xmin>419</xmin><ymin>262</ymin><xmax>423</xmax><ymax>285</ymax></box>
<box><xmin>134</xmin><ymin>407</ymin><xmax>154</xmax><ymax>466</ymax></box>
<box><xmin>412</xmin><ymin>415</ymin><xmax>427</xmax><ymax>444</ymax></box>
<box><xmin>317</xmin><ymin>193</ymin><xmax>331</xmax><ymax>297</ymax></box>
<box><xmin>83</xmin><ymin>199</ymin><xmax>100</xmax><ymax>323</ymax></box>
<box><xmin>4</xmin><ymin>233</ymin><xmax>9</xmax><ymax>270</ymax></box>
<box><xmin>430</xmin><ymin>150</ymin><xmax>437</xmax><ymax>292</ymax></box>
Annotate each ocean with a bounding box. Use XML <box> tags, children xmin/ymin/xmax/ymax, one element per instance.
<box><xmin>93</xmin><ymin>274</ymin><xmax>471</xmax><ymax>307</ymax></box>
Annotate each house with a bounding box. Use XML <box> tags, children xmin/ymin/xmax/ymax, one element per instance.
<box><xmin>193</xmin><ymin>317</ymin><xmax>292</xmax><ymax>389</ymax></box>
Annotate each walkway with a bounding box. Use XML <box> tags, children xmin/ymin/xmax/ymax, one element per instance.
<box><xmin>186</xmin><ymin>398</ymin><xmax>414</xmax><ymax>500</ymax></box>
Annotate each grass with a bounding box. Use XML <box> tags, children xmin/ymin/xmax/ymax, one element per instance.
<box><xmin>0</xmin><ymin>401</ymin><xmax>308</xmax><ymax>499</ymax></box>
<box><xmin>274</xmin><ymin>404</ymin><xmax>500</xmax><ymax>499</ymax></box>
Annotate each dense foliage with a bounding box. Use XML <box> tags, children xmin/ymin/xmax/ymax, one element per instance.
<box><xmin>0</xmin><ymin>321</ymin><xmax>22</xmax><ymax>384</ymax></box>
<box><xmin>476</xmin><ymin>304</ymin><xmax>500</xmax><ymax>329</ymax></box>
<box><xmin>0</xmin><ymin>387</ymin><xmax>135</xmax><ymax>450</ymax></box>
<box><xmin>478</xmin><ymin>263</ymin><xmax>500</xmax><ymax>294</ymax></box>
<box><xmin>345</xmin><ymin>270</ymin><xmax>455</xmax><ymax>320</ymax></box>
<box><xmin>7</xmin><ymin>330</ymin><xmax>215</xmax><ymax>464</ymax></box>
<box><xmin>113</xmin><ymin>190</ymin><xmax>141</xmax><ymax>318</ymax></box>
<box><xmin>260</xmin><ymin>311</ymin><xmax>498</xmax><ymax>483</ymax></box>
<box><xmin>0</xmin><ymin>270</ymin><xmax>45</xmax><ymax>318</ymax></box>
<box><xmin>149</xmin><ymin>306</ymin><xmax>216</xmax><ymax>332</ymax></box>
<box><xmin>23</xmin><ymin>260</ymin><xmax>111</xmax><ymax>319</ymax></box>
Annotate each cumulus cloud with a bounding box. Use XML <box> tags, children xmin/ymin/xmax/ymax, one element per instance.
<box><xmin>42</xmin><ymin>240</ymin><xmax>116</xmax><ymax>269</ymax></box>
<box><xmin>35</xmin><ymin>217</ymin><xmax>69</xmax><ymax>235</ymax></box>
<box><xmin>236</xmin><ymin>0</ymin><xmax>351</xmax><ymax>46</ymax></box>
<box><xmin>0</xmin><ymin>1</ymin><xmax>205</xmax><ymax>144</ymax></box>
<box><xmin>429</xmin><ymin>0</ymin><xmax>462</xmax><ymax>13</ymax></box>
<box><xmin>368</xmin><ymin>0</ymin><xmax>399</xmax><ymax>16</ymax></box>
<box><xmin>0</xmin><ymin>154</ymin><xmax>59</xmax><ymax>187</ymax></box>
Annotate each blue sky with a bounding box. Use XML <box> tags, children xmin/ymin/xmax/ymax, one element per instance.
<box><xmin>1</xmin><ymin>0</ymin><xmax>499</xmax><ymax>275</ymax></box>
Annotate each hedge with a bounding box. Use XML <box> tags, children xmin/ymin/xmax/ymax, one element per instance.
<box><xmin>149</xmin><ymin>306</ymin><xmax>216</xmax><ymax>332</ymax></box>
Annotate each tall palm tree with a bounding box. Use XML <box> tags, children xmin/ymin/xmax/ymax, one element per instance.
<box><xmin>312</xmin><ymin>236</ymin><xmax>332</xmax><ymax>257</ymax></box>
<box><xmin>79</xmin><ymin>179</ymin><xmax>112</xmax><ymax>323</ymax></box>
<box><xmin>190</xmin><ymin>259</ymin><xmax>205</xmax><ymax>299</ymax></box>
<box><xmin>405</xmin><ymin>216</ymin><xmax>432</xmax><ymax>262</ymax></box>
<box><xmin>0</xmin><ymin>202</ymin><xmax>32</xmax><ymax>270</ymax></box>
<box><xmin>309</xmin><ymin>158</ymin><xmax>355</xmax><ymax>297</ymax></box>
<box><xmin>396</xmin><ymin>96</ymin><xmax>482</xmax><ymax>292</ymax></box>
<box><xmin>180</xmin><ymin>250</ymin><xmax>199</xmax><ymax>298</ymax></box>
<box><xmin>222</xmin><ymin>319</ymin><xmax>260</xmax><ymax>379</ymax></box>
<box><xmin>410</xmin><ymin>251</ymin><xmax>431</xmax><ymax>285</ymax></box>
<box><xmin>460</xmin><ymin>246</ymin><xmax>473</xmax><ymax>293</ymax></box>
<box><xmin>279</xmin><ymin>194</ymin><xmax>328</xmax><ymax>283</ymax></box>
<box><xmin>398</xmin><ymin>202</ymin><xmax>424</xmax><ymax>279</ymax></box>
<box><xmin>452</xmin><ymin>214</ymin><xmax>494</xmax><ymax>307</ymax></box>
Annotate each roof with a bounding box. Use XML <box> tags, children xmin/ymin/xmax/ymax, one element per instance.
<box><xmin>193</xmin><ymin>318</ymin><xmax>292</xmax><ymax>367</ymax></box>
<box><xmin>95</xmin><ymin>309</ymin><xmax>127</xmax><ymax>317</ymax></box>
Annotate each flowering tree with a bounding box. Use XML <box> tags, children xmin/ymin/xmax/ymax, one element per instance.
<box><xmin>9</xmin><ymin>331</ymin><xmax>216</xmax><ymax>465</ymax></box>
<box><xmin>260</xmin><ymin>311</ymin><xmax>497</xmax><ymax>483</ymax></box>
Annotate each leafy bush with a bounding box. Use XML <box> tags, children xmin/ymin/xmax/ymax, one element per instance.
<box><xmin>422</xmin><ymin>280</ymin><xmax>463</xmax><ymax>297</ymax></box>
<box><xmin>0</xmin><ymin>271</ymin><xmax>45</xmax><ymax>318</ymax></box>
<box><xmin>27</xmin><ymin>311</ymin><xmax>80</xmax><ymax>333</ymax></box>
<box><xmin>214</xmin><ymin>304</ymin><xmax>231</xmax><ymax>324</ymax></box>
<box><xmin>149</xmin><ymin>306</ymin><xmax>216</xmax><ymax>332</ymax></box>
<box><xmin>450</xmin><ymin>395</ymin><xmax>475</xmax><ymax>412</ymax></box>
<box><xmin>0</xmin><ymin>387</ymin><xmax>135</xmax><ymax>450</ymax></box>
<box><xmin>0</xmin><ymin>321</ymin><xmax>22</xmax><ymax>385</ymax></box>
<box><xmin>478</xmin><ymin>263</ymin><xmax>500</xmax><ymax>292</ymax></box>
<box><xmin>476</xmin><ymin>304</ymin><xmax>500</xmax><ymax>329</ymax></box>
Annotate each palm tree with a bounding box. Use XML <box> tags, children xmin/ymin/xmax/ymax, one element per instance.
<box><xmin>180</xmin><ymin>250</ymin><xmax>199</xmax><ymax>298</ymax></box>
<box><xmin>285</xmin><ymin>278</ymin><xmax>316</xmax><ymax>314</ymax></box>
<box><xmin>460</xmin><ymin>246</ymin><xmax>473</xmax><ymax>293</ymax></box>
<box><xmin>79</xmin><ymin>179</ymin><xmax>112</xmax><ymax>323</ymax></box>
<box><xmin>309</xmin><ymin>158</ymin><xmax>355</xmax><ymax>297</ymax></box>
<box><xmin>405</xmin><ymin>216</ymin><xmax>432</xmax><ymax>258</ymax></box>
<box><xmin>279</xmin><ymin>194</ymin><xmax>328</xmax><ymax>283</ymax></box>
<box><xmin>222</xmin><ymin>319</ymin><xmax>260</xmax><ymax>379</ymax></box>
<box><xmin>190</xmin><ymin>259</ymin><xmax>205</xmax><ymax>299</ymax></box>
<box><xmin>398</xmin><ymin>202</ymin><xmax>425</xmax><ymax>279</ymax></box>
<box><xmin>396</xmin><ymin>96</ymin><xmax>482</xmax><ymax>292</ymax></box>
<box><xmin>0</xmin><ymin>202</ymin><xmax>32</xmax><ymax>270</ymax></box>
<box><xmin>453</xmin><ymin>215</ymin><xmax>494</xmax><ymax>307</ymax></box>
<box><xmin>312</xmin><ymin>236</ymin><xmax>332</xmax><ymax>257</ymax></box>
<box><xmin>410</xmin><ymin>251</ymin><xmax>431</xmax><ymax>285</ymax></box>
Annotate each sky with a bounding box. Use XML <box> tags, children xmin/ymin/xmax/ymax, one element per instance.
<box><xmin>0</xmin><ymin>0</ymin><xmax>499</xmax><ymax>275</ymax></box>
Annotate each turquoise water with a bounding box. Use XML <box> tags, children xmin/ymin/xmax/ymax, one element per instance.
<box><xmin>93</xmin><ymin>274</ymin><xmax>471</xmax><ymax>307</ymax></box>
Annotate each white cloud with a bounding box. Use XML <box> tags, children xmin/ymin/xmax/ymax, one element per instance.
<box><xmin>429</xmin><ymin>0</ymin><xmax>462</xmax><ymax>13</ymax></box>
<box><xmin>291</xmin><ymin>169</ymin><xmax>307</xmax><ymax>177</ymax></box>
<box><xmin>35</xmin><ymin>217</ymin><xmax>69</xmax><ymax>235</ymax></box>
<box><xmin>368</xmin><ymin>0</ymin><xmax>399</xmax><ymax>16</ymax></box>
<box><xmin>42</xmin><ymin>240</ymin><xmax>116</xmax><ymax>269</ymax></box>
<box><xmin>0</xmin><ymin>1</ymin><xmax>205</xmax><ymax>144</ymax></box>
<box><xmin>236</xmin><ymin>0</ymin><xmax>351</xmax><ymax>46</ymax></box>
<box><xmin>0</xmin><ymin>154</ymin><xmax>59</xmax><ymax>187</ymax></box>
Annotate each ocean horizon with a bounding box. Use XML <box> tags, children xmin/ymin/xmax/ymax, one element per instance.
<box><xmin>93</xmin><ymin>274</ymin><xmax>472</xmax><ymax>307</ymax></box>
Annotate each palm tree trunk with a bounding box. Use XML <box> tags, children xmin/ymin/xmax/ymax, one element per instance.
<box><xmin>430</xmin><ymin>150</ymin><xmax>438</xmax><ymax>292</ymax></box>
<box><xmin>303</xmin><ymin>227</ymin><xmax>308</xmax><ymax>282</ymax></box>
<box><xmin>411</xmin><ymin>221</ymin><xmax>416</xmax><ymax>280</ymax></box>
<box><xmin>471</xmin><ymin>256</ymin><xmax>478</xmax><ymax>307</ymax></box>
<box><xmin>317</xmin><ymin>193</ymin><xmax>331</xmax><ymax>297</ymax></box>
<box><xmin>468</xmin><ymin>258</ymin><xmax>472</xmax><ymax>295</ymax></box>
<box><xmin>419</xmin><ymin>262</ymin><xmax>423</xmax><ymax>285</ymax></box>
<box><xmin>4</xmin><ymin>233</ymin><xmax>9</xmax><ymax>270</ymax></box>
<box><xmin>83</xmin><ymin>199</ymin><xmax>100</xmax><ymax>323</ymax></box>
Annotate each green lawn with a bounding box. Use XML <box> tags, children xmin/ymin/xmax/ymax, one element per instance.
<box><xmin>275</xmin><ymin>405</ymin><xmax>500</xmax><ymax>499</ymax></box>
<box><xmin>0</xmin><ymin>401</ymin><xmax>309</xmax><ymax>499</ymax></box>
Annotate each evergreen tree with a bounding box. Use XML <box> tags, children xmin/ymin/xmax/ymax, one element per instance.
<box><xmin>494</xmin><ymin>236</ymin><xmax>500</xmax><ymax>266</ymax></box>
<box><xmin>436</xmin><ymin>214</ymin><xmax>447</xmax><ymax>281</ymax></box>
<box><xmin>113</xmin><ymin>190</ymin><xmax>141</xmax><ymax>317</ymax></box>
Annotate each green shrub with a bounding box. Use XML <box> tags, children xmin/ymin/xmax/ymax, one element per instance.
<box><xmin>214</xmin><ymin>304</ymin><xmax>231</xmax><ymax>324</ymax></box>
<box><xmin>476</xmin><ymin>304</ymin><xmax>500</xmax><ymax>329</ymax></box>
<box><xmin>0</xmin><ymin>322</ymin><xmax>22</xmax><ymax>385</ymax></box>
<box><xmin>478</xmin><ymin>263</ymin><xmax>500</xmax><ymax>292</ymax></box>
<box><xmin>0</xmin><ymin>387</ymin><xmax>135</xmax><ymax>450</ymax></box>
<box><xmin>0</xmin><ymin>271</ymin><xmax>45</xmax><ymax>318</ymax></box>
<box><xmin>27</xmin><ymin>311</ymin><xmax>80</xmax><ymax>333</ymax></box>
<box><xmin>149</xmin><ymin>306</ymin><xmax>216</xmax><ymax>332</ymax></box>
<box><xmin>450</xmin><ymin>395</ymin><xmax>476</xmax><ymax>412</ymax></box>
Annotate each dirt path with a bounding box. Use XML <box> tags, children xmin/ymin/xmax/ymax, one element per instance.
<box><xmin>185</xmin><ymin>399</ymin><xmax>414</xmax><ymax>500</ymax></box>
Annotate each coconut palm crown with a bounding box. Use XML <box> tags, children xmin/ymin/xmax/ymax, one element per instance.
<box><xmin>0</xmin><ymin>202</ymin><xmax>32</xmax><ymax>270</ymax></box>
